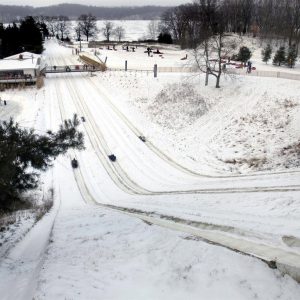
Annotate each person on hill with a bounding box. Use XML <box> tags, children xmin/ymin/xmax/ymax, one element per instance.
<box><xmin>247</xmin><ymin>61</ymin><xmax>252</xmax><ymax>73</ymax></box>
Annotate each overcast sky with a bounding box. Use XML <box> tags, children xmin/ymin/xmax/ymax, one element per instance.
<box><xmin>2</xmin><ymin>0</ymin><xmax>190</xmax><ymax>7</ymax></box>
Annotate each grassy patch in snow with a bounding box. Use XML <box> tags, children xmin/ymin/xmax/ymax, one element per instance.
<box><xmin>216</xmin><ymin>96</ymin><xmax>300</xmax><ymax>171</ymax></box>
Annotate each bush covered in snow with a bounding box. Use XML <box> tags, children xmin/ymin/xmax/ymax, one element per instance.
<box><xmin>281</xmin><ymin>140</ymin><xmax>300</xmax><ymax>168</ymax></box>
<box><xmin>145</xmin><ymin>83</ymin><xmax>208</xmax><ymax>129</ymax></box>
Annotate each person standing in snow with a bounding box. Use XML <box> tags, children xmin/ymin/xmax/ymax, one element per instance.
<box><xmin>247</xmin><ymin>61</ymin><xmax>252</xmax><ymax>73</ymax></box>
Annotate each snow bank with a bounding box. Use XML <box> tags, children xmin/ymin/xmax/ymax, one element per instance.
<box><xmin>137</xmin><ymin>82</ymin><xmax>208</xmax><ymax>129</ymax></box>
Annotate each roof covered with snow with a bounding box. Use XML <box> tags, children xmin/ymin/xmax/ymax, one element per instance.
<box><xmin>0</xmin><ymin>52</ymin><xmax>41</xmax><ymax>71</ymax></box>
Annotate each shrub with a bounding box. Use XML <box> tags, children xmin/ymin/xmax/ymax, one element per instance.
<box><xmin>273</xmin><ymin>46</ymin><xmax>286</xmax><ymax>66</ymax></box>
<box><xmin>237</xmin><ymin>46</ymin><xmax>252</xmax><ymax>62</ymax></box>
<box><xmin>158</xmin><ymin>32</ymin><xmax>173</xmax><ymax>44</ymax></box>
<box><xmin>261</xmin><ymin>44</ymin><xmax>272</xmax><ymax>64</ymax></box>
<box><xmin>286</xmin><ymin>45</ymin><xmax>297</xmax><ymax>68</ymax></box>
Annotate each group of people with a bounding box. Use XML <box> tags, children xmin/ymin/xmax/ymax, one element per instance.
<box><xmin>122</xmin><ymin>45</ymin><xmax>136</xmax><ymax>52</ymax></box>
<box><xmin>146</xmin><ymin>47</ymin><xmax>163</xmax><ymax>57</ymax></box>
<box><xmin>73</xmin><ymin>48</ymin><xmax>80</xmax><ymax>55</ymax></box>
<box><xmin>247</xmin><ymin>60</ymin><xmax>253</xmax><ymax>73</ymax></box>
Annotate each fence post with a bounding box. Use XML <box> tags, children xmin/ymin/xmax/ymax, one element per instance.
<box><xmin>105</xmin><ymin>57</ymin><xmax>107</xmax><ymax>64</ymax></box>
<box><xmin>125</xmin><ymin>60</ymin><xmax>128</xmax><ymax>71</ymax></box>
<box><xmin>154</xmin><ymin>64</ymin><xmax>158</xmax><ymax>78</ymax></box>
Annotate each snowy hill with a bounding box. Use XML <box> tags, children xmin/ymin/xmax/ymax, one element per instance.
<box><xmin>0</xmin><ymin>39</ymin><xmax>299</xmax><ymax>299</ymax></box>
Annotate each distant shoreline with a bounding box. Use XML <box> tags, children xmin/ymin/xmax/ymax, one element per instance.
<box><xmin>0</xmin><ymin>4</ymin><xmax>172</xmax><ymax>22</ymax></box>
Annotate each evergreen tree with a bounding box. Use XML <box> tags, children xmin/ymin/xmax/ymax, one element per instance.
<box><xmin>0</xmin><ymin>16</ymin><xmax>44</xmax><ymax>57</ymax></box>
<box><xmin>0</xmin><ymin>115</ymin><xmax>84</xmax><ymax>212</ymax></box>
<box><xmin>237</xmin><ymin>46</ymin><xmax>251</xmax><ymax>63</ymax></box>
<box><xmin>261</xmin><ymin>44</ymin><xmax>272</xmax><ymax>64</ymax></box>
<box><xmin>158</xmin><ymin>32</ymin><xmax>173</xmax><ymax>44</ymax></box>
<box><xmin>0</xmin><ymin>23</ymin><xmax>4</xmax><ymax>58</ymax></box>
<box><xmin>3</xmin><ymin>23</ymin><xmax>21</xmax><ymax>57</ymax></box>
<box><xmin>273</xmin><ymin>46</ymin><xmax>286</xmax><ymax>66</ymax></box>
<box><xmin>286</xmin><ymin>45</ymin><xmax>297</xmax><ymax>68</ymax></box>
<box><xmin>20</xmin><ymin>16</ymin><xmax>43</xmax><ymax>53</ymax></box>
<box><xmin>38</xmin><ymin>21</ymin><xmax>49</xmax><ymax>39</ymax></box>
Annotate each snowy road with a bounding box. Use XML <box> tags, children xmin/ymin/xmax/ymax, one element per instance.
<box><xmin>1</xmin><ymin>40</ymin><xmax>300</xmax><ymax>299</ymax></box>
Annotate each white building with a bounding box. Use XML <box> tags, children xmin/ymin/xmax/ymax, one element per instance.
<box><xmin>0</xmin><ymin>52</ymin><xmax>42</xmax><ymax>84</ymax></box>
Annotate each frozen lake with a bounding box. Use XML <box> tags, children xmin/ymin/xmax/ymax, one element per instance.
<box><xmin>71</xmin><ymin>20</ymin><xmax>157</xmax><ymax>42</ymax></box>
<box><xmin>4</xmin><ymin>20</ymin><xmax>157</xmax><ymax>42</ymax></box>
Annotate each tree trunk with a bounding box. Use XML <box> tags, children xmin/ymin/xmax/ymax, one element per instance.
<box><xmin>205</xmin><ymin>69</ymin><xmax>209</xmax><ymax>86</ymax></box>
<box><xmin>215</xmin><ymin>74</ymin><xmax>221</xmax><ymax>88</ymax></box>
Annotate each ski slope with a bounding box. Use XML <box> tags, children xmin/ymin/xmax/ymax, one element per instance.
<box><xmin>0</xmin><ymin>39</ymin><xmax>300</xmax><ymax>299</ymax></box>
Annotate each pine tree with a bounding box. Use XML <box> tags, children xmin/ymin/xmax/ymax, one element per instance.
<box><xmin>261</xmin><ymin>44</ymin><xmax>272</xmax><ymax>64</ymax></box>
<box><xmin>20</xmin><ymin>16</ymin><xmax>43</xmax><ymax>54</ymax></box>
<box><xmin>273</xmin><ymin>46</ymin><xmax>286</xmax><ymax>66</ymax></box>
<box><xmin>0</xmin><ymin>115</ymin><xmax>84</xmax><ymax>212</ymax></box>
<box><xmin>237</xmin><ymin>46</ymin><xmax>252</xmax><ymax>63</ymax></box>
<box><xmin>158</xmin><ymin>32</ymin><xmax>173</xmax><ymax>44</ymax></box>
<box><xmin>286</xmin><ymin>45</ymin><xmax>297</xmax><ymax>68</ymax></box>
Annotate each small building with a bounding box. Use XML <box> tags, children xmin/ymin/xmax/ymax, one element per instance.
<box><xmin>0</xmin><ymin>52</ymin><xmax>42</xmax><ymax>84</ymax></box>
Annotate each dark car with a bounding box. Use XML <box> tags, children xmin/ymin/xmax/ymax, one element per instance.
<box><xmin>108</xmin><ymin>154</ymin><xmax>117</xmax><ymax>162</ymax></box>
<box><xmin>71</xmin><ymin>158</ymin><xmax>79</xmax><ymax>168</ymax></box>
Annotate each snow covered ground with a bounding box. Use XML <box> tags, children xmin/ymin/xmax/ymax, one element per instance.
<box><xmin>0</xmin><ymin>39</ymin><xmax>300</xmax><ymax>299</ymax></box>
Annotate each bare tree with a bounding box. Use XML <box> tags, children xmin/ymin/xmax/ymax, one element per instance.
<box><xmin>102</xmin><ymin>21</ymin><xmax>114</xmax><ymax>42</ymax></box>
<box><xmin>57</xmin><ymin>16</ymin><xmax>70</xmax><ymax>40</ymax></box>
<box><xmin>159</xmin><ymin>0</ymin><xmax>300</xmax><ymax>57</ymax></box>
<box><xmin>77</xmin><ymin>13</ymin><xmax>98</xmax><ymax>41</ymax></box>
<box><xmin>148</xmin><ymin>20</ymin><xmax>159</xmax><ymax>40</ymax></box>
<box><xmin>161</xmin><ymin>6</ymin><xmax>188</xmax><ymax>44</ymax></box>
<box><xmin>74</xmin><ymin>23</ymin><xmax>81</xmax><ymax>41</ymax></box>
<box><xmin>194</xmin><ymin>35</ymin><xmax>238</xmax><ymax>88</ymax></box>
<box><xmin>282</xmin><ymin>0</ymin><xmax>300</xmax><ymax>47</ymax></box>
<box><xmin>114</xmin><ymin>26</ymin><xmax>125</xmax><ymax>42</ymax></box>
<box><xmin>193</xmin><ymin>0</ymin><xmax>237</xmax><ymax>88</ymax></box>
<box><xmin>44</xmin><ymin>16</ymin><xmax>58</xmax><ymax>37</ymax></box>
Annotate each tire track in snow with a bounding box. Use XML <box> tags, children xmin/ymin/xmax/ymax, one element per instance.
<box><xmin>57</xmin><ymin>72</ymin><xmax>300</xmax><ymax>194</ymax></box>
<box><xmin>64</xmin><ymin>77</ymin><xmax>152</xmax><ymax>195</ymax></box>
<box><xmin>47</xmin><ymin>66</ymin><xmax>300</xmax><ymax>195</ymax></box>
<box><xmin>87</xmin><ymin>74</ymin><xmax>300</xmax><ymax>179</ymax></box>
<box><xmin>49</xmin><ymin>61</ymin><xmax>149</xmax><ymax>195</ymax></box>
<box><xmin>73</xmin><ymin>76</ymin><xmax>188</xmax><ymax>188</ymax></box>
<box><xmin>72</xmin><ymin>166</ymin><xmax>300</xmax><ymax>284</ymax></box>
